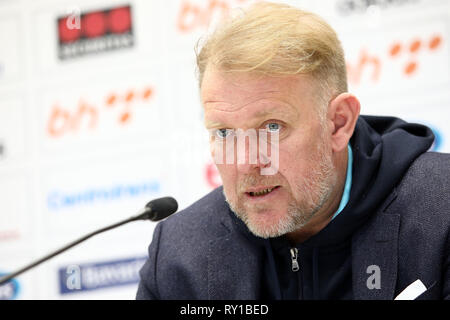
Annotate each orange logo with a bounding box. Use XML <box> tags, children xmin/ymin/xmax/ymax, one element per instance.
<box><xmin>177</xmin><ymin>0</ymin><xmax>249</xmax><ymax>33</ymax></box>
<box><xmin>47</xmin><ymin>86</ymin><xmax>154</xmax><ymax>138</ymax></box>
<box><xmin>389</xmin><ymin>34</ymin><xmax>442</xmax><ymax>76</ymax></box>
<box><xmin>347</xmin><ymin>48</ymin><xmax>381</xmax><ymax>85</ymax></box>
<box><xmin>347</xmin><ymin>34</ymin><xmax>443</xmax><ymax>86</ymax></box>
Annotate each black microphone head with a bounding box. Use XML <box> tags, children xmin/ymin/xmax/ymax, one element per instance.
<box><xmin>145</xmin><ymin>197</ymin><xmax>178</xmax><ymax>221</ymax></box>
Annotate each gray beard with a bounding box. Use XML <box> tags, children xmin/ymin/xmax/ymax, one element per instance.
<box><xmin>223</xmin><ymin>142</ymin><xmax>336</xmax><ymax>239</ymax></box>
<box><xmin>224</xmin><ymin>179</ymin><xmax>333</xmax><ymax>239</ymax></box>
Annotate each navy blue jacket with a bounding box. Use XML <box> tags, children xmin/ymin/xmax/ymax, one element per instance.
<box><xmin>136</xmin><ymin>117</ymin><xmax>450</xmax><ymax>300</ymax></box>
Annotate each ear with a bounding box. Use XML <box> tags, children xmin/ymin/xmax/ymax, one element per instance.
<box><xmin>327</xmin><ymin>93</ymin><xmax>361</xmax><ymax>153</ymax></box>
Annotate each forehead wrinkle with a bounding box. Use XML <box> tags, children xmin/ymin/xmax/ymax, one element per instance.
<box><xmin>204</xmin><ymin>100</ymin><xmax>296</xmax><ymax>129</ymax></box>
<box><xmin>204</xmin><ymin>87</ymin><xmax>301</xmax><ymax>116</ymax></box>
<box><xmin>203</xmin><ymin>93</ymin><xmax>281</xmax><ymax>113</ymax></box>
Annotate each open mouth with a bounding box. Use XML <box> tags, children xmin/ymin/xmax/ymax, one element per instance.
<box><xmin>247</xmin><ymin>186</ymin><xmax>281</xmax><ymax>197</ymax></box>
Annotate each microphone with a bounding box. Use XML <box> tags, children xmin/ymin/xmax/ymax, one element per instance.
<box><xmin>0</xmin><ymin>196</ymin><xmax>178</xmax><ymax>286</ymax></box>
<box><xmin>133</xmin><ymin>196</ymin><xmax>179</xmax><ymax>222</ymax></box>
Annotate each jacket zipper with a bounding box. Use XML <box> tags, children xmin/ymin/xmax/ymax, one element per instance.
<box><xmin>290</xmin><ymin>247</ymin><xmax>299</xmax><ymax>272</ymax></box>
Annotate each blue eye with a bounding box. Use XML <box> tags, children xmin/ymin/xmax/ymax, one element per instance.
<box><xmin>266</xmin><ymin>123</ymin><xmax>281</xmax><ymax>132</ymax></box>
<box><xmin>215</xmin><ymin>128</ymin><xmax>233</xmax><ymax>139</ymax></box>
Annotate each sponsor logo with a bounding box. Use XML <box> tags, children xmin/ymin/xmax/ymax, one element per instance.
<box><xmin>58</xmin><ymin>256</ymin><xmax>146</xmax><ymax>294</ymax></box>
<box><xmin>47</xmin><ymin>180</ymin><xmax>160</xmax><ymax>211</ymax></box>
<box><xmin>346</xmin><ymin>32</ymin><xmax>444</xmax><ymax>87</ymax></box>
<box><xmin>176</xmin><ymin>0</ymin><xmax>251</xmax><ymax>33</ymax></box>
<box><xmin>209</xmin><ymin>128</ymin><xmax>279</xmax><ymax>175</ymax></box>
<box><xmin>389</xmin><ymin>34</ymin><xmax>442</xmax><ymax>76</ymax></box>
<box><xmin>57</xmin><ymin>5</ymin><xmax>133</xmax><ymax>60</ymax></box>
<box><xmin>46</xmin><ymin>86</ymin><xmax>154</xmax><ymax>139</ymax></box>
<box><xmin>0</xmin><ymin>273</ymin><xmax>20</xmax><ymax>300</ymax></box>
<box><xmin>336</xmin><ymin>0</ymin><xmax>419</xmax><ymax>16</ymax></box>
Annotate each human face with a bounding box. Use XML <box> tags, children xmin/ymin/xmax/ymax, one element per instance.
<box><xmin>201</xmin><ymin>67</ymin><xmax>337</xmax><ymax>239</ymax></box>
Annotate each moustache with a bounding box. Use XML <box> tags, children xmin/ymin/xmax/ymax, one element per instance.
<box><xmin>236</xmin><ymin>174</ymin><xmax>283</xmax><ymax>193</ymax></box>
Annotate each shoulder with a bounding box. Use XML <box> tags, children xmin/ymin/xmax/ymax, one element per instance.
<box><xmin>393</xmin><ymin>151</ymin><xmax>450</xmax><ymax>238</ymax></box>
<box><xmin>397</xmin><ymin>151</ymin><xmax>450</xmax><ymax>197</ymax></box>
<box><xmin>402</xmin><ymin>151</ymin><xmax>450</xmax><ymax>180</ymax></box>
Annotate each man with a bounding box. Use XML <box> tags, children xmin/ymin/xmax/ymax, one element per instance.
<box><xmin>137</xmin><ymin>2</ymin><xmax>449</xmax><ymax>299</ymax></box>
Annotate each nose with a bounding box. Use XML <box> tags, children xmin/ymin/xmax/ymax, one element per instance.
<box><xmin>236</xmin><ymin>134</ymin><xmax>270</xmax><ymax>175</ymax></box>
<box><xmin>236</xmin><ymin>155</ymin><xmax>261</xmax><ymax>175</ymax></box>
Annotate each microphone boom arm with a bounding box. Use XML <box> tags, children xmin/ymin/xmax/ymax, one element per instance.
<box><xmin>0</xmin><ymin>197</ymin><xmax>177</xmax><ymax>286</ymax></box>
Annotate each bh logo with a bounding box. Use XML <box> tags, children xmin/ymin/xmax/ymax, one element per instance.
<box><xmin>0</xmin><ymin>273</ymin><xmax>20</xmax><ymax>300</ymax></box>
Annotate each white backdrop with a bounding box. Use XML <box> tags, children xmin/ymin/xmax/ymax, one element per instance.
<box><xmin>0</xmin><ymin>0</ymin><xmax>449</xmax><ymax>299</ymax></box>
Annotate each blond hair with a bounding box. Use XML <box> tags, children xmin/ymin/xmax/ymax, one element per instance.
<box><xmin>196</xmin><ymin>2</ymin><xmax>348</xmax><ymax>114</ymax></box>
